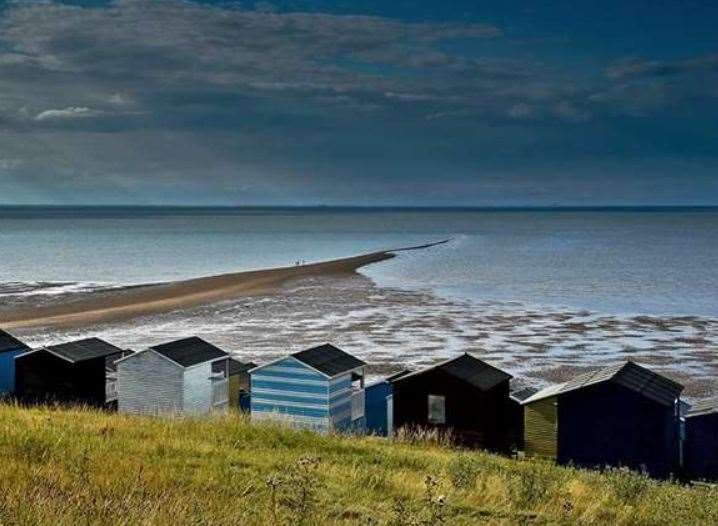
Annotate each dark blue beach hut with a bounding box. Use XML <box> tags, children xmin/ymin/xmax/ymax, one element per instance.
<box><xmin>522</xmin><ymin>361</ymin><xmax>684</xmax><ymax>479</ymax></box>
<box><xmin>684</xmin><ymin>398</ymin><xmax>718</xmax><ymax>481</ymax></box>
<box><xmin>365</xmin><ymin>370</ymin><xmax>411</xmax><ymax>436</ymax></box>
<box><xmin>0</xmin><ymin>330</ymin><xmax>31</xmax><ymax>395</ymax></box>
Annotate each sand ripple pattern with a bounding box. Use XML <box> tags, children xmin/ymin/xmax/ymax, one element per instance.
<box><xmin>14</xmin><ymin>273</ymin><xmax>717</xmax><ymax>400</ymax></box>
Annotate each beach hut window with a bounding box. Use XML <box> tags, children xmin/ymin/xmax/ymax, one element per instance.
<box><xmin>428</xmin><ymin>395</ymin><xmax>446</xmax><ymax>424</ymax></box>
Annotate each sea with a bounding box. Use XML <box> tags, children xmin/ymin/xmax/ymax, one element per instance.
<box><xmin>1</xmin><ymin>206</ymin><xmax>717</xmax><ymax>395</ymax></box>
<box><xmin>1</xmin><ymin>206</ymin><xmax>716</xmax><ymax>316</ymax></box>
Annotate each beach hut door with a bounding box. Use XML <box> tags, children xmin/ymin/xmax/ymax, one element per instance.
<box><xmin>387</xmin><ymin>395</ymin><xmax>394</xmax><ymax>436</ymax></box>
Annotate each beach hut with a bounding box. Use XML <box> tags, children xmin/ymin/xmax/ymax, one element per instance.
<box><xmin>389</xmin><ymin>353</ymin><xmax>518</xmax><ymax>452</ymax></box>
<box><xmin>14</xmin><ymin>337</ymin><xmax>130</xmax><ymax>407</ymax></box>
<box><xmin>364</xmin><ymin>370</ymin><xmax>411</xmax><ymax>436</ymax></box>
<box><xmin>116</xmin><ymin>336</ymin><xmax>230</xmax><ymax>415</ymax></box>
<box><xmin>250</xmin><ymin>344</ymin><xmax>366</xmax><ymax>432</ymax></box>
<box><xmin>228</xmin><ymin>357</ymin><xmax>255</xmax><ymax>409</ymax></box>
<box><xmin>0</xmin><ymin>329</ymin><xmax>31</xmax><ymax>395</ymax></box>
<box><xmin>522</xmin><ymin>361</ymin><xmax>684</xmax><ymax>478</ymax></box>
<box><xmin>683</xmin><ymin>398</ymin><xmax>718</xmax><ymax>481</ymax></box>
<box><xmin>508</xmin><ymin>387</ymin><xmax>538</xmax><ymax>451</ymax></box>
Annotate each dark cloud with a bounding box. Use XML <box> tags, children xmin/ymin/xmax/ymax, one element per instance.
<box><xmin>605</xmin><ymin>55</ymin><xmax>718</xmax><ymax>80</ymax></box>
<box><xmin>0</xmin><ymin>0</ymin><xmax>714</xmax><ymax>205</ymax></box>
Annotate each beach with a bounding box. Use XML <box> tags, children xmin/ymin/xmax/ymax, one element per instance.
<box><xmin>2</xmin><ymin>244</ymin><xmax>452</xmax><ymax>329</ymax></box>
<box><xmin>1</xmin><ymin>207</ymin><xmax>716</xmax><ymax>400</ymax></box>
<box><xmin>4</xmin><ymin>254</ymin><xmax>717</xmax><ymax>400</ymax></box>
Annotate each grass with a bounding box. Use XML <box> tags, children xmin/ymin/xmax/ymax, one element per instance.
<box><xmin>0</xmin><ymin>404</ymin><xmax>715</xmax><ymax>525</ymax></box>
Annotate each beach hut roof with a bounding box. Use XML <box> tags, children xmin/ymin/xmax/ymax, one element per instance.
<box><xmin>522</xmin><ymin>361</ymin><xmax>683</xmax><ymax>407</ymax></box>
<box><xmin>391</xmin><ymin>353</ymin><xmax>512</xmax><ymax>391</ymax></box>
<box><xmin>292</xmin><ymin>344</ymin><xmax>365</xmax><ymax>377</ymax></box>
<box><xmin>366</xmin><ymin>369</ymin><xmax>412</xmax><ymax>389</ymax></box>
<box><xmin>228</xmin><ymin>357</ymin><xmax>255</xmax><ymax>376</ymax></box>
<box><xmin>24</xmin><ymin>338</ymin><xmax>125</xmax><ymax>363</ymax></box>
<box><xmin>510</xmin><ymin>386</ymin><xmax>539</xmax><ymax>403</ymax></box>
<box><xmin>687</xmin><ymin>398</ymin><xmax>718</xmax><ymax>418</ymax></box>
<box><xmin>150</xmin><ymin>337</ymin><xmax>228</xmax><ymax>368</ymax></box>
<box><xmin>0</xmin><ymin>329</ymin><xmax>30</xmax><ymax>354</ymax></box>
<box><xmin>386</xmin><ymin>369</ymin><xmax>413</xmax><ymax>381</ymax></box>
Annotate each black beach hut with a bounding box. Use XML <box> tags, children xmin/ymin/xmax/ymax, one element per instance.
<box><xmin>15</xmin><ymin>337</ymin><xmax>130</xmax><ymax>408</ymax></box>
<box><xmin>522</xmin><ymin>361</ymin><xmax>684</xmax><ymax>478</ymax></box>
<box><xmin>390</xmin><ymin>353</ymin><xmax>519</xmax><ymax>451</ymax></box>
<box><xmin>684</xmin><ymin>398</ymin><xmax>718</xmax><ymax>482</ymax></box>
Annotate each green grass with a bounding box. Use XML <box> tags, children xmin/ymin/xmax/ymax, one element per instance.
<box><xmin>0</xmin><ymin>404</ymin><xmax>715</xmax><ymax>525</ymax></box>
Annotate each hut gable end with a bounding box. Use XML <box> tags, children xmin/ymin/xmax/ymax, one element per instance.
<box><xmin>556</xmin><ymin>380</ymin><xmax>681</xmax><ymax>477</ymax></box>
<box><xmin>15</xmin><ymin>347</ymin><xmax>109</xmax><ymax>406</ymax></box>
<box><xmin>524</xmin><ymin>396</ymin><xmax>557</xmax><ymax>459</ymax></box>
<box><xmin>684</xmin><ymin>399</ymin><xmax>718</xmax><ymax>481</ymax></box>
<box><xmin>391</xmin><ymin>354</ymin><xmax>515</xmax><ymax>451</ymax></box>
<box><xmin>117</xmin><ymin>350</ymin><xmax>184</xmax><ymax>415</ymax></box>
<box><xmin>250</xmin><ymin>356</ymin><xmax>331</xmax><ymax>431</ymax></box>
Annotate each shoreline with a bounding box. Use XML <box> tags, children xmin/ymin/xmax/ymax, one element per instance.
<box><xmin>5</xmin><ymin>256</ymin><xmax>716</xmax><ymax>399</ymax></box>
<box><xmin>0</xmin><ymin>240</ymin><xmax>448</xmax><ymax>330</ymax></box>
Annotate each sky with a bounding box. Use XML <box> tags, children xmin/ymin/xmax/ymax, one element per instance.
<box><xmin>0</xmin><ymin>0</ymin><xmax>716</xmax><ymax>206</ymax></box>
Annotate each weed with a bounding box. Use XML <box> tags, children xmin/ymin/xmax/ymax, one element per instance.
<box><xmin>447</xmin><ymin>454</ymin><xmax>480</xmax><ymax>490</ymax></box>
<box><xmin>605</xmin><ymin>466</ymin><xmax>651</xmax><ymax>503</ymax></box>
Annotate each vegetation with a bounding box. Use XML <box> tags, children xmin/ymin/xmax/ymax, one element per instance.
<box><xmin>0</xmin><ymin>404</ymin><xmax>715</xmax><ymax>525</ymax></box>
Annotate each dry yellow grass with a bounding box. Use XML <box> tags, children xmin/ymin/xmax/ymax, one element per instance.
<box><xmin>0</xmin><ymin>403</ymin><xmax>715</xmax><ymax>525</ymax></box>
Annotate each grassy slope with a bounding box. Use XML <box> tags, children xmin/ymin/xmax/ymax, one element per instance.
<box><xmin>0</xmin><ymin>405</ymin><xmax>715</xmax><ymax>525</ymax></box>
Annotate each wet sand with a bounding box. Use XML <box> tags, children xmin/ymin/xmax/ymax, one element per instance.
<box><xmin>3</xmin><ymin>237</ymin><xmax>715</xmax><ymax>399</ymax></box>
<box><xmin>12</xmin><ymin>271</ymin><xmax>717</xmax><ymax>400</ymax></box>
<box><xmin>0</xmin><ymin>240</ymin><xmax>447</xmax><ymax>329</ymax></box>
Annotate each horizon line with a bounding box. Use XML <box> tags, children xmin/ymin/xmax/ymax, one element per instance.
<box><xmin>0</xmin><ymin>204</ymin><xmax>717</xmax><ymax>211</ymax></box>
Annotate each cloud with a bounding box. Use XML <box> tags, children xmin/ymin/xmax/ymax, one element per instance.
<box><xmin>0</xmin><ymin>1</ymin><xmax>713</xmax><ymax>205</ymax></box>
<box><xmin>0</xmin><ymin>158</ymin><xmax>21</xmax><ymax>170</ymax></box>
<box><xmin>605</xmin><ymin>55</ymin><xmax>718</xmax><ymax>79</ymax></box>
<box><xmin>593</xmin><ymin>53</ymin><xmax>718</xmax><ymax>115</ymax></box>
<box><xmin>35</xmin><ymin>106</ymin><xmax>104</xmax><ymax>121</ymax></box>
<box><xmin>553</xmin><ymin>101</ymin><xmax>590</xmax><ymax>122</ymax></box>
<box><xmin>507</xmin><ymin>103</ymin><xmax>534</xmax><ymax>119</ymax></box>
<box><xmin>108</xmin><ymin>93</ymin><xmax>132</xmax><ymax>105</ymax></box>
<box><xmin>0</xmin><ymin>0</ymin><xmax>643</xmax><ymax>132</ymax></box>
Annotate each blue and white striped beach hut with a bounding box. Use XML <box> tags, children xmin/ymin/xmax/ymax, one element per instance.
<box><xmin>0</xmin><ymin>330</ymin><xmax>31</xmax><ymax>395</ymax></box>
<box><xmin>250</xmin><ymin>344</ymin><xmax>366</xmax><ymax>432</ymax></box>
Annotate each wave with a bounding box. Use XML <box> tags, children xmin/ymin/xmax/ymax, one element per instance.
<box><xmin>0</xmin><ymin>281</ymin><xmax>129</xmax><ymax>297</ymax></box>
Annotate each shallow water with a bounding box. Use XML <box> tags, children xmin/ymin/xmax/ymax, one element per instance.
<box><xmin>1</xmin><ymin>206</ymin><xmax>716</xmax><ymax>316</ymax></box>
<box><xmin>1</xmin><ymin>206</ymin><xmax>716</xmax><ymax>398</ymax></box>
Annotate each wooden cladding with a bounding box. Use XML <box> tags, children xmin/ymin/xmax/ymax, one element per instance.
<box><xmin>524</xmin><ymin>397</ymin><xmax>557</xmax><ymax>460</ymax></box>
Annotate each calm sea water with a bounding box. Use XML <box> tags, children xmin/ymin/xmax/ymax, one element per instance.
<box><xmin>0</xmin><ymin>206</ymin><xmax>716</xmax><ymax>316</ymax></box>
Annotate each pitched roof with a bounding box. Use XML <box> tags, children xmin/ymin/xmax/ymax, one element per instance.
<box><xmin>510</xmin><ymin>386</ymin><xmax>539</xmax><ymax>402</ymax></box>
<box><xmin>0</xmin><ymin>329</ymin><xmax>31</xmax><ymax>354</ymax></box>
<box><xmin>44</xmin><ymin>338</ymin><xmax>124</xmax><ymax>363</ymax></box>
<box><xmin>106</xmin><ymin>350</ymin><xmax>134</xmax><ymax>372</ymax></box>
<box><xmin>386</xmin><ymin>369</ymin><xmax>412</xmax><ymax>381</ymax></box>
<box><xmin>150</xmin><ymin>337</ymin><xmax>228</xmax><ymax>367</ymax></box>
<box><xmin>391</xmin><ymin>353</ymin><xmax>512</xmax><ymax>391</ymax></box>
<box><xmin>366</xmin><ymin>370</ymin><xmax>412</xmax><ymax>390</ymax></box>
<box><xmin>522</xmin><ymin>361</ymin><xmax>683</xmax><ymax>407</ymax></box>
<box><xmin>687</xmin><ymin>398</ymin><xmax>718</xmax><ymax>418</ymax></box>
<box><xmin>292</xmin><ymin>344</ymin><xmax>365</xmax><ymax>377</ymax></box>
<box><xmin>228</xmin><ymin>357</ymin><xmax>255</xmax><ymax>376</ymax></box>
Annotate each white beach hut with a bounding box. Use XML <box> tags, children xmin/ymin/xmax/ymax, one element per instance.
<box><xmin>116</xmin><ymin>336</ymin><xmax>230</xmax><ymax>415</ymax></box>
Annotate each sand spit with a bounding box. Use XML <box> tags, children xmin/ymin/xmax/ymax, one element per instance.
<box><xmin>0</xmin><ymin>240</ymin><xmax>448</xmax><ymax>329</ymax></box>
